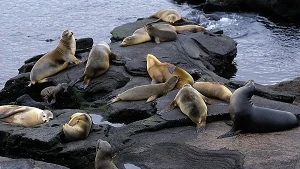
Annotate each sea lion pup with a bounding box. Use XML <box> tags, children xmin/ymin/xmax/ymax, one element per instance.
<box><xmin>0</xmin><ymin>105</ymin><xmax>53</xmax><ymax>127</ymax></box>
<box><xmin>218</xmin><ymin>80</ymin><xmax>299</xmax><ymax>139</ymax></box>
<box><xmin>193</xmin><ymin>82</ymin><xmax>232</xmax><ymax>103</ymax></box>
<box><xmin>63</xmin><ymin>112</ymin><xmax>92</xmax><ymax>141</ymax></box>
<box><xmin>111</xmin><ymin>75</ymin><xmax>179</xmax><ymax>103</ymax></box>
<box><xmin>74</xmin><ymin>42</ymin><xmax>123</xmax><ymax>89</ymax></box>
<box><xmin>146</xmin><ymin>54</ymin><xmax>194</xmax><ymax>89</ymax></box>
<box><xmin>29</xmin><ymin>30</ymin><xmax>81</xmax><ymax>86</ymax></box>
<box><xmin>40</xmin><ymin>83</ymin><xmax>68</xmax><ymax>104</ymax></box>
<box><xmin>95</xmin><ymin>139</ymin><xmax>118</xmax><ymax>169</ymax></box>
<box><xmin>144</xmin><ymin>23</ymin><xmax>177</xmax><ymax>44</ymax></box>
<box><xmin>167</xmin><ymin>84</ymin><xmax>207</xmax><ymax>133</ymax></box>
<box><xmin>149</xmin><ymin>8</ymin><xmax>184</xmax><ymax>23</ymax></box>
<box><xmin>120</xmin><ymin>27</ymin><xmax>151</xmax><ymax>47</ymax></box>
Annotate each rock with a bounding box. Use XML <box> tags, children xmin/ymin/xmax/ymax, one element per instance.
<box><xmin>200</xmin><ymin>0</ymin><xmax>300</xmax><ymax>20</ymax></box>
<box><xmin>0</xmin><ymin>157</ymin><xmax>69</xmax><ymax>169</ymax></box>
<box><xmin>227</xmin><ymin>80</ymin><xmax>296</xmax><ymax>103</ymax></box>
<box><xmin>15</xmin><ymin>94</ymin><xmax>52</xmax><ymax>110</ymax></box>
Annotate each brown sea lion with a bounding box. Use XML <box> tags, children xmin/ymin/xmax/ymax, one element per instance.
<box><xmin>167</xmin><ymin>84</ymin><xmax>207</xmax><ymax>132</ymax></box>
<box><xmin>144</xmin><ymin>23</ymin><xmax>177</xmax><ymax>44</ymax></box>
<box><xmin>29</xmin><ymin>30</ymin><xmax>81</xmax><ymax>86</ymax></box>
<box><xmin>146</xmin><ymin>54</ymin><xmax>194</xmax><ymax>89</ymax></box>
<box><xmin>40</xmin><ymin>83</ymin><xmax>68</xmax><ymax>104</ymax></box>
<box><xmin>193</xmin><ymin>82</ymin><xmax>232</xmax><ymax>103</ymax></box>
<box><xmin>95</xmin><ymin>139</ymin><xmax>118</xmax><ymax>169</ymax></box>
<box><xmin>111</xmin><ymin>75</ymin><xmax>179</xmax><ymax>103</ymax></box>
<box><xmin>62</xmin><ymin>112</ymin><xmax>92</xmax><ymax>141</ymax></box>
<box><xmin>73</xmin><ymin>42</ymin><xmax>122</xmax><ymax>89</ymax></box>
<box><xmin>0</xmin><ymin>105</ymin><xmax>53</xmax><ymax>127</ymax></box>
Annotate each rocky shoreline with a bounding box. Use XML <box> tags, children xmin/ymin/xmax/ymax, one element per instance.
<box><xmin>1</xmin><ymin>18</ymin><xmax>300</xmax><ymax>169</ymax></box>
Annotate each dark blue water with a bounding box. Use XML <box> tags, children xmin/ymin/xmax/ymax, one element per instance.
<box><xmin>1</xmin><ymin>1</ymin><xmax>299</xmax><ymax>90</ymax></box>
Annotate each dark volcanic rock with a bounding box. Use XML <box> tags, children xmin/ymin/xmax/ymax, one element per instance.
<box><xmin>201</xmin><ymin>0</ymin><xmax>300</xmax><ymax>20</ymax></box>
<box><xmin>0</xmin><ymin>157</ymin><xmax>69</xmax><ymax>169</ymax></box>
<box><xmin>115</xmin><ymin>142</ymin><xmax>244</xmax><ymax>169</ymax></box>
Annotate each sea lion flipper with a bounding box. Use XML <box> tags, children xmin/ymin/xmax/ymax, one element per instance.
<box><xmin>200</xmin><ymin>94</ymin><xmax>218</xmax><ymax>105</ymax></box>
<box><xmin>225</xmin><ymin>120</ymin><xmax>234</xmax><ymax>126</ymax></box>
<box><xmin>154</xmin><ymin>37</ymin><xmax>161</xmax><ymax>44</ymax></box>
<box><xmin>167</xmin><ymin>64</ymin><xmax>176</xmax><ymax>74</ymax></box>
<box><xmin>146</xmin><ymin>95</ymin><xmax>158</xmax><ymax>102</ymax></box>
<box><xmin>0</xmin><ymin>107</ymin><xmax>27</xmax><ymax>119</ymax></box>
<box><xmin>217</xmin><ymin>129</ymin><xmax>241</xmax><ymax>139</ymax></box>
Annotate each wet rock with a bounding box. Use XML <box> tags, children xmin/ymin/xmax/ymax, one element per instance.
<box><xmin>15</xmin><ymin>94</ymin><xmax>52</xmax><ymax>110</ymax></box>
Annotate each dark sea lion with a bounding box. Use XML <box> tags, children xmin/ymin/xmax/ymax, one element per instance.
<box><xmin>218</xmin><ymin>80</ymin><xmax>299</xmax><ymax>139</ymax></box>
<box><xmin>40</xmin><ymin>83</ymin><xmax>68</xmax><ymax>104</ymax></box>
<box><xmin>144</xmin><ymin>23</ymin><xmax>177</xmax><ymax>44</ymax></box>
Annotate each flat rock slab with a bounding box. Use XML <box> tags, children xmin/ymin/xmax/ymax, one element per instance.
<box><xmin>0</xmin><ymin>157</ymin><xmax>69</xmax><ymax>169</ymax></box>
<box><xmin>114</xmin><ymin>142</ymin><xmax>244</xmax><ymax>169</ymax></box>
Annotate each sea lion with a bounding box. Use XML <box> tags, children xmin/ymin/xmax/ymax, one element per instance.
<box><xmin>40</xmin><ymin>83</ymin><xmax>68</xmax><ymax>104</ymax></box>
<box><xmin>218</xmin><ymin>80</ymin><xmax>299</xmax><ymax>139</ymax></box>
<box><xmin>146</xmin><ymin>54</ymin><xmax>194</xmax><ymax>89</ymax></box>
<box><xmin>149</xmin><ymin>8</ymin><xmax>183</xmax><ymax>23</ymax></box>
<box><xmin>95</xmin><ymin>139</ymin><xmax>118</xmax><ymax>169</ymax></box>
<box><xmin>111</xmin><ymin>75</ymin><xmax>179</xmax><ymax>103</ymax></box>
<box><xmin>174</xmin><ymin>25</ymin><xmax>206</xmax><ymax>33</ymax></box>
<box><xmin>62</xmin><ymin>112</ymin><xmax>92</xmax><ymax>141</ymax></box>
<box><xmin>193</xmin><ymin>82</ymin><xmax>232</xmax><ymax>103</ymax></box>
<box><xmin>144</xmin><ymin>23</ymin><xmax>177</xmax><ymax>44</ymax></box>
<box><xmin>29</xmin><ymin>30</ymin><xmax>81</xmax><ymax>86</ymax></box>
<box><xmin>0</xmin><ymin>105</ymin><xmax>53</xmax><ymax>127</ymax></box>
<box><xmin>120</xmin><ymin>27</ymin><xmax>151</xmax><ymax>47</ymax></box>
<box><xmin>75</xmin><ymin>42</ymin><xmax>122</xmax><ymax>89</ymax></box>
<box><xmin>120</xmin><ymin>24</ymin><xmax>206</xmax><ymax>47</ymax></box>
<box><xmin>167</xmin><ymin>84</ymin><xmax>207</xmax><ymax>133</ymax></box>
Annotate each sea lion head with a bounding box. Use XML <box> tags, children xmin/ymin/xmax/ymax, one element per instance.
<box><xmin>42</xmin><ymin>110</ymin><xmax>53</xmax><ymax>123</ymax></box>
<box><xmin>120</xmin><ymin>36</ymin><xmax>133</xmax><ymax>46</ymax></box>
<box><xmin>244</xmin><ymin>79</ymin><xmax>255</xmax><ymax>97</ymax></box>
<box><xmin>96</xmin><ymin>139</ymin><xmax>113</xmax><ymax>158</ymax></box>
<box><xmin>59</xmin><ymin>83</ymin><xmax>69</xmax><ymax>92</ymax></box>
<box><xmin>61</xmin><ymin>30</ymin><xmax>74</xmax><ymax>40</ymax></box>
<box><xmin>167</xmin><ymin>14</ymin><xmax>178</xmax><ymax>23</ymax></box>
<box><xmin>166</xmin><ymin>76</ymin><xmax>179</xmax><ymax>86</ymax></box>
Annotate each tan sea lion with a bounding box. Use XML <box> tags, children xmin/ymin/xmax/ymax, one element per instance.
<box><xmin>120</xmin><ymin>27</ymin><xmax>151</xmax><ymax>46</ymax></box>
<box><xmin>0</xmin><ymin>105</ymin><xmax>53</xmax><ymax>127</ymax></box>
<box><xmin>149</xmin><ymin>8</ymin><xmax>183</xmax><ymax>23</ymax></box>
<box><xmin>111</xmin><ymin>75</ymin><xmax>179</xmax><ymax>103</ymax></box>
<box><xmin>29</xmin><ymin>30</ymin><xmax>81</xmax><ymax>86</ymax></box>
<box><xmin>146</xmin><ymin>54</ymin><xmax>194</xmax><ymax>89</ymax></box>
<box><xmin>62</xmin><ymin>112</ymin><xmax>92</xmax><ymax>141</ymax></box>
<box><xmin>193</xmin><ymin>82</ymin><xmax>232</xmax><ymax>103</ymax></box>
<box><xmin>167</xmin><ymin>84</ymin><xmax>207</xmax><ymax>132</ymax></box>
<box><xmin>95</xmin><ymin>139</ymin><xmax>118</xmax><ymax>169</ymax></box>
<box><xmin>144</xmin><ymin>23</ymin><xmax>177</xmax><ymax>44</ymax></box>
<box><xmin>40</xmin><ymin>83</ymin><xmax>68</xmax><ymax>104</ymax></box>
<box><xmin>174</xmin><ymin>25</ymin><xmax>206</xmax><ymax>33</ymax></box>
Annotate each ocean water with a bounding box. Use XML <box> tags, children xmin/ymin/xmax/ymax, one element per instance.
<box><xmin>1</xmin><ymin>0</ymin><xmax>299</xmax><ymax>90</ymax></box>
